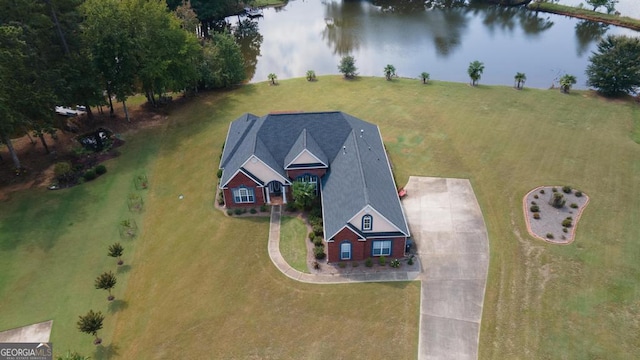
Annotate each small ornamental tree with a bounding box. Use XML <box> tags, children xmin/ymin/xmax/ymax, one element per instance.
<box><xmin>95</xmin><ymin>271</ymin><xmax>117</xmax><ymax>301</ymax></box>
<box><xmin>420</xmin><ymin>72</ymin><xmax>430</xmax><ymax>84</ymax></box>
<box><xmin>338</xmin><ymin>55</ymin><xmax>358</xmax><ymax>79</ymax></box>
<box><xmin>292</xmin><ymin>181</ymin><xmax>316</xmax><ymax>210</ymax></box>
<box><xmin>108</xmin><ymin>242</ymin><xmax>124</xmax><ymax>265</ymax></box>
<box><xmin>559</xmin><ymin>74</ymin><xmax>577</xmax><ymax>93</ymax></box>
<box><xmin>514</xmin><ymin>72</ymin><xmax>527</xmax><ymax>90</ymax></box>
<box><xmin>268</xmin><ymin>73</ymin><xmax>277</xmax><ymax>85</ymax></box>
<box><xmin>467</xmin><ymin>60</ymin><xmax>484</xmax><ymax>86</ymax></box>
<box><xmin>384</xmin><ymin>64</ymin><xmax>396</xmax><ymax>80</ymax></box>
<box><xmin>77</xmin><ymin>310</ymin><xmax>104</xmax><ymax>345</ymax></box>
<box><xmin>550</xmin><ymin>192</ymin><xmax>566</xmax><ymax>208</ymax></box>
<box><xmin>306</xmin><ymin>70</ymin><xmax>316</xmax><ymax>81</ymax></box>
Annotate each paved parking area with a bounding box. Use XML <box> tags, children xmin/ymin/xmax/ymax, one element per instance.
<box><xmin>402</xmin><ymin>177</ymin><xmax>489</xmax><ymax>360</ymax></box>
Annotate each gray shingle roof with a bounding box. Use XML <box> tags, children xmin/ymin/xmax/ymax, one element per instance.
<box><xmin>219</xmin><ymin>111</ymin><xmax>409</xmax><ymax>238</ymax></box>
<box><xmin>284</xmin><ymin>129</ymin><xmax>328</xmax><ymax>168</ymax></box>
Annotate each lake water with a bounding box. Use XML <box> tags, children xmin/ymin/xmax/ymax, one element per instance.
<box><xmin>235</xmin><ymin>0</ymin><xmax>640</xmax><ymax>89</ymax></box>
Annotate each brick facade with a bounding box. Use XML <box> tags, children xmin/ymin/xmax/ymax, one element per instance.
<box><xmin>327</xmin><ymin>227</ymin><xmax>406</xmax><ymax>262</ymax></box>
<box><xmin>286</xmin><ymin>168</ymin><xmax>327</xmax><ymax>180</ymax></box>
<box><xmin>222</xmin><ymin>171</ymin><xmax>265</xmax><ymax>208</ymax></box>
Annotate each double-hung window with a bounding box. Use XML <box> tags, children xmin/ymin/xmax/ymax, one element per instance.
<box><xmin>233</xmin><ymin>187</ymin><xmax>255</xmax><ymax>203</ymax></box>
<box><xmin>297</xmin><ymin>174</ymin><xmax>318</xmax><ymax>194</ymax></box>
<box><xmin>340</xmin><ymin>242</ymin><xmax>352</xmax><ymax>260</ymax></box>
<box><xmin>372</xmin><ymin>240</ymin><xmax>391</xmax><ymax>256</ymax></box>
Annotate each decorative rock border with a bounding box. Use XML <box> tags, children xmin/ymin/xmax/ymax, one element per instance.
<box><xmin>523</xmin><ymin>186</ymin><xmax>590</xmax><ymax>244</ymax></box>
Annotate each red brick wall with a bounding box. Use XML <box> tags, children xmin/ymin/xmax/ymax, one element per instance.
<box><xmin>286</xmin><ymin>168</ymin><xmax>327</xmax><ymax>180</ymax></box>
<box><xmin>327</xmin><ymin>232</ymin><xmax>407</xmax><ymax>262</ymax></box>
<box><xmin>328</xmin><ymin>227</ymin><xmax>366</xmax><ymax>262</ymax></box>
<box><xmin>223</xmin><ymin>171</ymin><xmax>265</xmax><ymax>208</ymax></box>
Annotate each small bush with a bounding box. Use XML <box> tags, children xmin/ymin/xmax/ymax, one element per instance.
<box><xmin>540</xmin><ymin>189</ymin><xmax>545</xmax><ymax>194</ymax></box>
<box><xmin>570</xmin><ymin>203</ymin><xmax>578</xmax><ymax>209</ymax></box>
<box><xmin>575</xmin><ymin>191</ymin><xmax>583</xmax><ymax>197</ymax></box>
<box><xmin>546</xmin><ymin>233</ymin><xmax>554</xmax><ymax>239</ymax></box>
<box><xmin>227</xmin><ymin>209</ymin><xmax>233</xmax><ymax>216</ymax></box>
<box><xmin>95</xmin><ymin>164</ymin><xmax>107</xmax><ymax>175</ymax></box>
<box><xmin>313</xmin><ymin>237</ymin><xmax>323</xmax><ymax>247</ymax></box>
<box><xmin>312</xmin><ymin>224</ymin><xmax>323</xmax><ymax>236</ymax></box>
<box><xmin>260</xmin><ymin>204</ymin><xmax>268</xmax><ymax>212</ymax></box>
<box><xmin>313</xmin><ymin>245</ymin><xmax>326</xmax><ymax>259</ymax></box>
<box><xmin>562</xmin><ymin>186</ymin><xmax>572</xmax><ymax>194</ymax></box>
<box><xmin>309</xmin><ymin>207</ymin><xmax>322</xmax><ymax>219</ymax></box>
<box><xmin>552</xmin><ymin>187</ymin><xmax>558</xmax><ymax>193</ymax></box>
<box><xmin>234</xmin><ymin>208</ymin><xmax>243</xmax><ymax>215</ymax></box>
<box><xmin>390</xmin><ymin>258</ymin><xmax>400</xmax><ymax>268</ymax></box>
<box><xmin>309</xmin><ymin>232</ymin><xmax>316</xmax><ymax>242</ymax></box>
<box><xmin>285</xmin><ymin>202</ymin><xmax>296</xmax><ymax>212</ymax></box>
<box><xmin>533</xmin><ymin>194</ymin><xmax>539</xmax><ymax>199</ymax></box>
<box><xmin>216</xmin><ymin>169</ymin><xmax>223</xmax><ymax>179</ymax></box>
<box><xmin>338</xmin><ymin>262</ymin><xmax>346</xmax><ymax>268</ymax></box>
<box><xmin>533</xmin><ymin>213</ymin><xmax>540</xmax><ymax>220</ymax></box>
<box><xmin>531</xmin><ymin>201</ymin><xmax>537</xmax><ymax>205</ymax></box>
<box><xmin>83</xmin><ymin>169</ymin><xmax>97</xmax><ymax>181</ymax></box>
<box><xmin>530</xmin><ymin>205</ymin><xmax>540</xmax><ymax>212</ymax></box>
<box><xmin>562</xmin><ymin>218</ymin><xmax>573</xmax><ymax>228</ymax></box>
<box><xmin>249</xmin><ymin>208</ymin><xmax>257</xmax><ymax>214</ymax></box>
<box><xmin>563</xmin><ymin>228</ymin><xmax>568</xmax><ymax>233</ymax></box>
<box><xmin>378</xmin><ymin>256</ymin><xmax>387</xmax><ymax>266</ymax></box>
<box><xmin>54</xmin><ymin>161</ymin><xmax>73</xmax><ymax>180</ymax></box>
<box><xmin>313</xmin><ymin>261</ymin><xmax>320</xmax><ymax>270</ymax></box>
<box><xmin>365</xmin><ymin>258</ymin><xmax>373</xmax><ymax>267</ymax></box>
<box><xmin>408</xmin><ymin>256</ymin><xmax>414</xmax><ymax>265</ymax></box>
<box><xmin>550</xmin><ymin>192</ymin><xmax>566</xmax><ymax>208</ymax></box>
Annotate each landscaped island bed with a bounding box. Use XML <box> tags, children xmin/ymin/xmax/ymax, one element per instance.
<box><xmin>1</xmin><ymin>77</ymin><xmax>639</xmax><ymax>359</ymax></box>
<box><xmin>523</xmin><ymin>186</ymin><xmax>590</xmax><ymax>244</ymax></box>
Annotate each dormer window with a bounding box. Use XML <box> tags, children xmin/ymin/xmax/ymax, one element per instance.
<box><xmin>362</xmin><ymin>215</ymin><xmax>373</xmax><ymax>231</ymax></box>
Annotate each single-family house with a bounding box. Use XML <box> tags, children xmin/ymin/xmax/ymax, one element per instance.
<box><xmin>219</xmin><ymin>111</ymin><xmax>410</xmax><ymax>262</ymax></box>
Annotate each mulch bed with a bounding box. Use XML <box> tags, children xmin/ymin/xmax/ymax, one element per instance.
<box><xmin>523</xmin><ymin>186</ymin><xmax>590</xmax><ymax>244</ymax></box>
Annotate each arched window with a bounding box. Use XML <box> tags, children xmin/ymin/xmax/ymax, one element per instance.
<box><xmin>296</xmin><ymin>174</ymin><xmax>318</xmax><ymax>194</ymax></box>
<box><xmin>362</xmin><ymin>214</ymin><xmax>373</xmax><ymax>231</ymax></box>
<box><xmin>340</xmin><ymin>241</ymin><xmax>352</xmax><ymax>260</ymax></box>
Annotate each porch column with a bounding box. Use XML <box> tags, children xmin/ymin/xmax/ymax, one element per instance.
<box><xmin>265</xmin><ymin>187</ymin><xmax>270</xmax><ymax>204</ymax></box>
<box><xmin>282</xmin><ymin>185</ymin><xmax>287</xmax><ymax>204</ymax></box>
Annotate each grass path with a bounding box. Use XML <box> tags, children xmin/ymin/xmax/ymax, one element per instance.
<box><xmin>2</xmin><ymin>76</ymin><xmax>639</xmax><ymax>358</ymax></box>
<box><xmin>279</xmin><ymin>215</ymin><xmax>309</xmax><ymax>273</ymax></box>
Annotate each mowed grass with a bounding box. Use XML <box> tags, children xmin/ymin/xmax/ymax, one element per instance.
<box><xmin>0</xmin><ymin>128</ymin><xmax>162</xmax><ymax>357</ymax></box>
<box><xmin>1</xmin><ymin>76</ymin><xmax>639</xmax><ymax>359</ymax></box>
<box><xmin>279</xmin><ymin>215</ymin><xmax>309</xmax><ymax>273</ymax></box>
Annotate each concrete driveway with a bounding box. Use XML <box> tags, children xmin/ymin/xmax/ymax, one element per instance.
<box><xmin>402</xmin><ymin>177</ymin><xmax>489</xmax><ymax>360</ymax></box>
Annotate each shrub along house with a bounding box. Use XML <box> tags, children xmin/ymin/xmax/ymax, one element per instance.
<box><xmin>219</xmin><ymin>111</ymin><xmax>410</xmax><ymax>262</ymax></box>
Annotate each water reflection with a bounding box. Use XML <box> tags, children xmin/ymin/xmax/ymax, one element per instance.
<box><xmin>233</xmin><ymin>19</ymin><xmax>264</xmax><ymax>80</ymax></box>
<box><xmin>241</xmin><ymin>0</ymin><xmax>636</xmax><ymax>88</ymax></box>
<box><xmin>574</xmin><ymin>20</ymin><xmax>608</xmax><ymax>56</ymax></box>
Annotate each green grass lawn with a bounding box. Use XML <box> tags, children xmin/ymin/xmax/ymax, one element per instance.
<box><xmin>1</xmin><ymin>76</ymin><xmax>639</xmax><ymax>359</ymax></box>
<box><xmin>279</xmin><ymin>215</ymin><xmax>309</xmax><ymax>273</ymax></box>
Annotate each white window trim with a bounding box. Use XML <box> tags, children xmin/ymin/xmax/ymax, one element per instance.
<box><xmin>372</xmin><ymin>240</ymin><xmax>391</xmax><ymax>256</ymax></box>
<box><xmin>233</xmin><ymin>187</ymin><xmax>255</xmax><ymax>203</ymax></box>
<box><xmin>362</xmin><ymin>215</ymin><xmax>372</xmax><ymax>231</ymax></box>
<box><xmin>340</xmin><ymin>242</ymin><xmax>352</xmax><ymax>260</ymax></box>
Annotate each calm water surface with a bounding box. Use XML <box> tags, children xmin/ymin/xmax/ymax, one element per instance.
<box><xmin>234</xmin><ymin>0</ymin><xmax>639</xmax><ymax>89</ymax></box>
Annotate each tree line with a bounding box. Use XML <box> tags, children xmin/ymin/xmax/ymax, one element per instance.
<box><xmin>0</xmin><ymin>0</ymin><xmax>249</xmax><ymax>171</ymax></box>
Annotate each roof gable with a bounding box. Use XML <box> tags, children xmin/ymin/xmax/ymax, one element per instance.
<box><xmin>284</xmin><ymin>129</ymin><xmax>328</xmax><ymax>168</ymax></box>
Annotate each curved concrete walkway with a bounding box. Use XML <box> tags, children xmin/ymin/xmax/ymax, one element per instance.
<box><xmin>267</xmin><ymin>176</ymin><xmax>489</xmax><ymax>359</ymax></box>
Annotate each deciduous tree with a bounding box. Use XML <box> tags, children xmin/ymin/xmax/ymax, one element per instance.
<box><xmin>338</xmin><ymin>55</ymin><xmax>358</xmax><ymax>79</ymax></box>
<box><xmin>94</xmin><ymin>271</ymin><xmax>117</xmax><ymax>301</ymax></box>
<box><xmin>76</xmin><ymin>310</ymin><xmax>104</xmax><ymax>345</ymax></box>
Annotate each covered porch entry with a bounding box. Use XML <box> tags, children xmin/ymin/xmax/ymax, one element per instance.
<box><xmin>265</xmin><ymin>180</ymin><xmax>287</xmax><ymax>205</ymax></box>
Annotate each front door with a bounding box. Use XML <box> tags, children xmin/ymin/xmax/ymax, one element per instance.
<box><xmin>268</xmin><ymin>181</ymin><xmax>282</xmax><ymax>195</ymax></box>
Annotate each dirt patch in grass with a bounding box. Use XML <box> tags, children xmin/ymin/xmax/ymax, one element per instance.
<box><xmin>523</xmin><ymin>186</ymin><xmax>590</xmax><ymax>244</ymax></box>
<box><xmin>0</xmin><ymin>101</ymin><xmax>172</xmax><ymax>201</ymax></box>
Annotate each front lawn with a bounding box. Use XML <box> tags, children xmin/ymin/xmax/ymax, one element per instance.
<box><xmin>279</xmin><ymin>215</ymin><xmax>309</xmax><ymax>273</ymax></box>
<box><xmin>1</xmin><ymin>76</ymin><xmax>639</xmax><ymax>358</ymax></box>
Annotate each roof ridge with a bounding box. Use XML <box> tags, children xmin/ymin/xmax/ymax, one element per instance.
<box><xmin>350</xmin><ymin>130</ymin><xmax>369</xmax><ymax>205</ymax></box>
